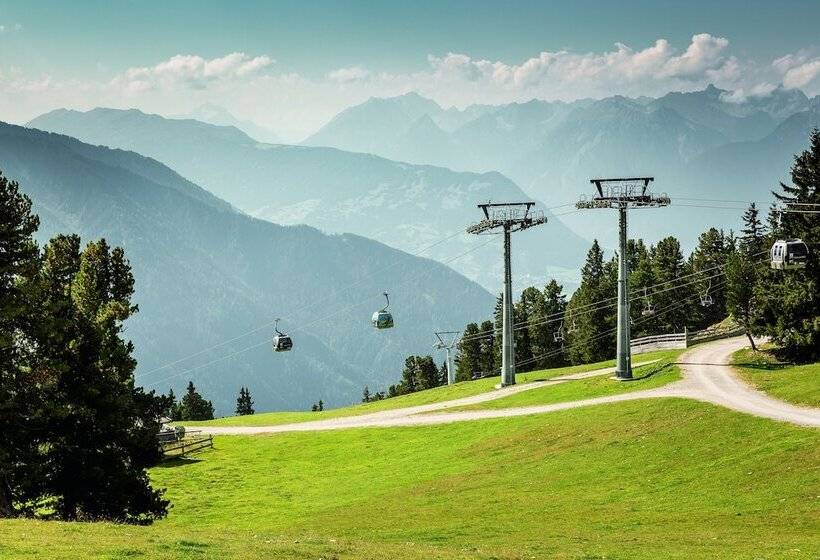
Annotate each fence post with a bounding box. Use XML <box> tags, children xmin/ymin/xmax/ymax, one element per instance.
<box><xmin>684</xmin><ymin>327</ymin><xmax>689</xmax><ymax>348</ymax></box>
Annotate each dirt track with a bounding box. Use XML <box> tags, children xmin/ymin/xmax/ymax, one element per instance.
<box><xmin>190</xmin><ymin>337</ymin><xmax>820</xmax><ymax>435</ymax></box>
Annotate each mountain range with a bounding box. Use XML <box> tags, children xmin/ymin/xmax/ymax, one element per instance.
<box><xmin>303</xmin><ymin>86</ymin><xmax>820</xmax><ymax>248</ymax></box>
<box><xmin>0</xmin><ymin>122</ymin><xmax>494</xmax><ymax>414</ymax></box>
<box><xmin>28</xmin><ymin>108</ymin><xmax>590</xmax><ymax>290</ymax></box>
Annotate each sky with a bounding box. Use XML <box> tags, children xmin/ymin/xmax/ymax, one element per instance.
<box><xmin>1</xmin><ymin>0</ymin><xmax>819</xmax><ymax>141</ymax></box>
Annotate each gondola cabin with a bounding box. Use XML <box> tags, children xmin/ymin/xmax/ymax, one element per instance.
<box><xmin>272</xmin><ymin>318</ymin><xmax>293</xmax><ymax>352</ymax></box>
<box><xmin>273</xmin><ymin>334</ymin><xmax>293</xmax><ymax>352</ymax></box>
<box><xmin>372</xmin><ymin>292</ymin><xmax>394</xmax><ymax>329</ymax></box>
<box><xmin>771</xmin><ymin>239</ymin><xmax>808</xmax><ymax>270</ymax></box>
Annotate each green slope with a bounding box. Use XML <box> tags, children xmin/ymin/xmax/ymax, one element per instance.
<box><xmin>4</xmin><ymin>399</ymin><xmax>817</xmax><ymax>559</ymax></box>
<box><xmin>447</xmin><ymin>353</ymin><xmax>684</xmax><ymax>411</ymax></box>
<box><xmin>182</xmin><ymin>349</ymin><xmax>680</xmax><ymax>427</ymax></box>
<box><xmin>732</xmin><ymin>348</ymin><xmax>820</xmax><ymax>407</ymax></box>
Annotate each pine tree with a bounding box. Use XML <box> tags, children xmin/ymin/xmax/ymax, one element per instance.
<box><xmin>689</xmin><ymin>228</ymin><xmax>731</xmax><ymax>328</ymax></box>
<box><xmin>0</xmin><ymin>171</ymin><xmax>41</xmax><ymax>517</ymax></box>
<box><xmin>478</xmin><ymin>320</ymin><xmax>496</xmax><ymax>376</ymax></box>
<box><xmin>235</xmin><ymin>387</ymin><xmax>254</xmax><ymax>415</ymax></box>
<box><xmin>725</xmin><ymin>252</ymin><xmax>760</xmax><ymax>350</ymax></box>
<box><xmin>650</xmin><ymin>236</ymin><xmax>692</xmax><ymax>333</ymax></box>
<box><xmin>180</xmin><ymin>381</ymin><xmax>214</xmax><ymax>421</ymax></box>
<box><xmin>318</xmin><ymin>400</ymin><xmax>324</xmax><ymax>411</ymax></box>
<box><xmin>361</xmin><ymin>386</ymin><xmax>371</xmax><ymax>403</ymax></box>
<box><xmin>455</xmin><ymin>323</ymin><xmax>481</xmax><ymax>381</ymax></box>
<box><xmin>30</xmin><ymin>235</ymin><xmax>168</xmax><ymax>522</ymax></box>
<box><xmin>756</xmin><ymin>129</ymin><xmax>820</xmax><ymax>361</ymax></box>
<box><xmin>567</xmin><ymin>241</ymin><xmax>615</xmax><ymax>364</ymax></box>
<box><xmin>740</xmin><ymin>203</ymin><xmax>766</xmax><ymax>255</ymax></box>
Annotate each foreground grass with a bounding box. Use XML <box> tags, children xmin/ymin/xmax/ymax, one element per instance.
<box><xmin>732</xmin><ymin>348</ymin><xmax>820</xmax><ymax>407</ymax></box>
<box><xmin>447</xmin><ymin>358</ymin><xmax>683</xmax><ymax>411</ymax></box>
<box><xmin>3</xmin><ymin>398</ymin><xmax>818</xmax><ymax>559</ymax></box>
<box><xmin>184</xmin><ymin>349</ymin><xmax>681</xmax><ymax>427</ymax></box>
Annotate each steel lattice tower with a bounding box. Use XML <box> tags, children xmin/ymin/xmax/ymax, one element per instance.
<box><xmin>467</xmin><ymin>202</ymin><xmax>547</xmax><ymax>386</ymax></box>
<box><xmin>576</xmin><ymin>178</ymin><xmax>670</xmax><ymax>380</ymax></box>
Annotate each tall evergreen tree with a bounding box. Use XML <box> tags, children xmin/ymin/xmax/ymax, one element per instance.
<box><xmin>566</xmin><ymin>241</ymin><xmax>615</xmax><ymax>364</ymax></box>
<box><xmin>650</xmin><ymin>236</ymin><xmax>692</xmax><ymax>333</ymax></box>
<box><xmin>740</xmin><ymin>203</ymin><xmax>766</xmax><ymax>255</ymax></box>
<box><xmin>755</xmin><ymin>129</ymin><xmax>820</xmax><ymax>361</ymax></box>
<box><xmin>180</xmin><ymin>381</ymin><xmax>214</xmax><ymax>421</ymax></box>
<box><xmin>28</xmin><ymin>235</ymin><xmax>168</xmax><ymax>523</ymax></box>
<box><xmin>235</xmin><ymin>386</ymin><xmax>254</xmax><ymax>415</ymax></box>
<box><xmin>361</xmin><ymin>385</ymin><xmax>371</xmax><ymax>403</ymax></box>
<box><xmin>455</xmin><ymin>323</ymin><xmax>481</xmax><ymax>381</ymax></box>
<box><xmin>689</xmin><ymin>228</ymin><xmax>731</xmax><ymax>328</ymax></box>
<box><xmin>477</xmin><ymin>320</ymin><xmax>496</xmax><ymax>376</ymax></box>
<box><xmin>0</xmin><ymin>172</ymin><xmax>41</xmax><ymax>517</ymax></box>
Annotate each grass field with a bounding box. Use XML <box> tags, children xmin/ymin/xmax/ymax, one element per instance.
<box><xmin>732</xmin><ymin>348</ymin><xmax>820</xmax><ymax>407</ymax></box>
<box><xmin>3</xmin><ymin>398</ymin><xmax>818</xmax><ymax>559</ymax></box>
<box><xmin>445</xmin><ymin>359</ymin><xmax>682</xmax><ymax>411</ymax></box>
<box><xmin>183</xmin><ymin>349</ymin><xmax>682</xmax><ymax>427</ymax></box>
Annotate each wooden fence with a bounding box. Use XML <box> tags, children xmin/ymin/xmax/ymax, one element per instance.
<box><xmin>631</xmin><ymin>324</ymin><xmax>746</xmax><ymax>354</ymax></box>
<box><xmin>159</xmin><ymin>430</ymin><xmax>213</xmax><ymax>459</ymax></box>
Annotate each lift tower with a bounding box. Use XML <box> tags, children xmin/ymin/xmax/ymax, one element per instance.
<box><xmin>467</xmin><ymin>202</ymin><xmax>546</xmax><ymax>386</ymax></box>
<box><xmin>576</xmin><ymin>178</ymin><xmax>670</xmax><ymax>380</ymax></box>
<box><xmin>434</xmin><ymin>331</ymin><xmax>461</xmax><ymax>386</ymax></box>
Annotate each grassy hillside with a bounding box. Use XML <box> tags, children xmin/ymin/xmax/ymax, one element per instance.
<box><xmin>183</xmin><ymin>350</ymin><xmax>679</xmax><ymax>427</ymax></box>
<box><xmin>447</xmin><ymin>356</ymin><xmax>683</xmax><ymax>411</ymax></box>
<box><xmin>732</xmin><ymin>348</ymin><xmax>820</xmax><ymax>407</ymax></box>
<box><xmin>2</xmin><ymin>399</ymin><xmax>818</xmax><ymax>559</ymax></box>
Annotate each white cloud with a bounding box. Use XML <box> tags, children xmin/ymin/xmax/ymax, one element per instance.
<box><xmin>112</xmin><ymin>52</ymin><xmax>273</xmax><ymax>92</ymax></box>
<box><xmin>327</xmin><ymin>66</ymin><xmax>370</xmax><ymax>83</ymax></box>
<box><xmin>773</xmin><ymin>52</ymin><xmax>820</xmax><ymax>90</ymax></box>
<box><xmin>2</xmin><ymin>37</ymin><xmax>819</xmax><ymax>142</ymax></box>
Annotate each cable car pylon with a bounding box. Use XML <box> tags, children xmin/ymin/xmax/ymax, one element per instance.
<box><xmin>576</xmin><ymin>178</ymin><xmax>670</xmax><ymax>380</ymax></box>
<box><xmin>433</xmin><ymin>331</ymin><xmax>461</xmax><ymax>385</ymax></box>
<box><xmin>467</xmin><ymin>202</ymin><xmax>546</xmax><ymax>386</ymax></box>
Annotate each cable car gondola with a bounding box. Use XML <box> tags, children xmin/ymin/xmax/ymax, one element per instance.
<box><xmin>372</xmin><ymin>292</ymin><xmax>394</xmax><ymax>329</ymax></box>
<box><xmin>272</xmin><ymin>318</ymin><xmax>293</xmax><ymax>352</ymax></box>
<box><xmin>770</xmin><ymin>239</ymin><xmax>809</xmax><ymax>270</ymax></box>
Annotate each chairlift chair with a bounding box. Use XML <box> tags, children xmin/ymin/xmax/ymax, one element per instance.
<box><xmin>770</xmin><ymin>239</ymin><xmax>809</xmax><ymax>270</ymax></box>
<box><xmin>272</xmin><ymin>318</ymin><xmax>293</xmax><ymax>352</ymax></box>
<box><xmin>700</xmin><ymin>279</ymin><xmax>714</xmax><ymax>307</ymax></box>
<box><xmin>642</xmin><ymin>287</ymin><xmax>656</xmax><ymax>317</ymax></box>
<box><xmin>372</xmin><ymin>292</ymin><xmax>394</xmax><ymax>329</ymax></box>
<box><xmin>553</xmin><ymin>321</ymin><xmax>564</xmax><ymax>343</ymax></box>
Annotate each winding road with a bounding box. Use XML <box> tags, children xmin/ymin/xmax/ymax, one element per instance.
<box><xmin>192</xmin><ymin>337</ymin><xmax>820</xmax><ymax>435</ymax></box>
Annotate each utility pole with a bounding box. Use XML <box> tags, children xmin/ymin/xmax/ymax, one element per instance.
<box><xmin>576</xmin><ymin>178</ymin><xmax>670</xmax><ymax>380</ymax></box>
<box><xmin>434</xmin><ymin>331</ymin><xmax>460</xmax><ymax>385</ymax></box>
<box><xmin>467</xmin><ymin>202</ymin><xmax>547</xmax><ymax>386</ymax></box>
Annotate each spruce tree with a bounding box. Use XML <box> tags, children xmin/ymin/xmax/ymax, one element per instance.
<box><xmin>362</xmin><ymin>386</ymin><xmax>371</xmax><ymax>403</ymax></box>
<box><xmin>180</xmin><ymin>381</ymin><xmax>214</xmax><ymax>421</ymax></box>
<box><xmin>756</xmin><ymin>129</ymin><xmax>820</xmax><ymax>360</ymax></box>
<box><xmin>0</xmin><ymin>171</ymin><xmax>41</xmax><ymax>517</ymax></box>
<box><xmin>455</xmin><ymin>323</ymin><xmax>481</xmax><ymax>381</ymax></box>
<box><xmin>235</xmin><ymin>387</ymin><xmax>254</xmax><ymax>415</ymax></box>
<box><xmin>740</xmin><ymin>203</ymin><xmax>766</xmax><ymax>255</ymax></box>
<box><xmin>31</xmin><ymin>235</ymin><xmax>168</xmax><ymax>523</ymax></box>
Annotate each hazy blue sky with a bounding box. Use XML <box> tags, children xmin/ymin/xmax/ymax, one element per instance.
<box><xmin>2</xmin><ymin>0</ymin><xmax>819</xmax><ymax>139</ymax></box>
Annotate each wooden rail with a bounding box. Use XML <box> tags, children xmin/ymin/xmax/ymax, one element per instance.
<box><xmin>159</xmin><ymin>433</ymin><xmax>213</xmax><ymax>459</ymax></box>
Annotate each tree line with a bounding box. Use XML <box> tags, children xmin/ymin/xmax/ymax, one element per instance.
<box><xmin>374</xmin><ymin>128</ymin><xmax>819</xmax><ymax>396</ymax></box>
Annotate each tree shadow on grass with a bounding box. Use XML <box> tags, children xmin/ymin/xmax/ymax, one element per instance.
<box><xmin>154</xmin><ymin>456</ymin><xmax>204</xmax><ymax>469</ymax></box>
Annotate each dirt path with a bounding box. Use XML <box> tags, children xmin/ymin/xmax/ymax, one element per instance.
<box><xmin>190</xmin><ymin>338</ymin><xmax>820</xmax><ymax>435</ymax></box>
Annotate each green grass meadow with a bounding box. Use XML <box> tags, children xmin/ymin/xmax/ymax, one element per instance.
<box><xmin>3</xmin><ymin>398</ymin><xmax>818</xmax><ymax>559</ymax></box>
<box><xmin>183</xmin><ymin>349</ymin><xmax>682</xmax><ymax>428</ymax></box>
<box><xmin>732</xmin><ymin>348</ymin><xmax>820</xmax><ymax>407</ymax></box>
